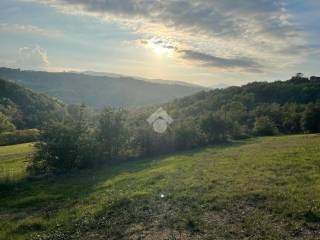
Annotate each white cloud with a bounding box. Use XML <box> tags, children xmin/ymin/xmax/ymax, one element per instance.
<box><xmin>0</xmin><ymin>23</ymin><xmax>62</xmax><ymax>39</ymax></box>
<box><xmin>17</xmin><ymin>45</ymin><xmax>50</xmax><ymax>70</ymax></box>
<box><xmin>0</xmin><ymin>23</ymin><xmax>45</xmax><ymax>34</ymax></box>
<box><xmin>32</xmin><ymin>0</ymin><xmax>310</xmax><ymax>73</ymax></box>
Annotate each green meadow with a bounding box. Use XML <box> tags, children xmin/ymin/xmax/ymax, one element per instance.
<box><xmin>1</xmin><ymin>134</ymin><xmax>320</xmax><ymax>239</ymax></box>
<box><xmin>0</xmin><ymin>143</ymin><xmax>34</xmax><ymax>182</ymax></box>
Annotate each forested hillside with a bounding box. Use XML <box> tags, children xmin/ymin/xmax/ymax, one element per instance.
<box><xmin>165</xmin><ymin>75</ymin><xmax>320</xmax><ymax>127</ymax></box>
<box><xmin>122</xmin><ymin>75</ymin><xmax>320</xmax><ymax>156</ymax></box>
<box><xmin>0</xmin><ymin>68</ymin><xmax>204</xmax><ymax>108</ymax></box>
<box><xmin>28</xmin><ymin>75</ymin><xmax>320</xmax><ymax>174</ymax></box>
<box><xmin>0</xmin><ymin>78</ymin><xmax>65</xmax><ymax>130</ymax></box>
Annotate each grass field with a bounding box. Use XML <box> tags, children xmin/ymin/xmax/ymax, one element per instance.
<box><xmin>0</xmin><ymin>143</ymin><xmax>34</xmax><ymax>182</ymax></box>
<box><xmin>0</xmin><ymin>135</ymin><xmax>320</xmax><ymax>239</ymax></box>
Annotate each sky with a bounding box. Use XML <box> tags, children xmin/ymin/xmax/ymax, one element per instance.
<box><xmin>0</xmin><ymin>0</ymin><xmax>319</xmax><ymax>87</ymax></box>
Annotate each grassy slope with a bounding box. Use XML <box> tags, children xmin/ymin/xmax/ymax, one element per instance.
<box><xmin>0</xmin><ymin>143</ymin><xmax>34</xmax><ymax>181</ymax></box>
<box><xmin>0</xmin><ymin>135</ymin><xmax>320</xmax><ymax>239</ymax></box>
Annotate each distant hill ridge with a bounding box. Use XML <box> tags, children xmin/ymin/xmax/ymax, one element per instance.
<box><xmin>0</xmin><ymin>68</ymin><xmax>204</xmax><ymax>108</ymax></box>
<box><xmin>81</xmin><ymin>70</ymin><xmax>201</xmax><ymax>87</ymax></box>
<box><xmin>0</xmin><ymin>78</ymin><xmax>64</xmax><ymax>129</ymax></box>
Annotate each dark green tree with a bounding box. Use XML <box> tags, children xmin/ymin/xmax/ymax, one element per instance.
<box><xmin>253</xmin><ymin>116</ymin><xmax>278</xmax><ymax>136</ymax></box>
<box><xmin>174</xmin><ymin>118</ymin><xmax>203</xmax><ymax>150</ymax></box>
<box><xmin>301</xmin><ymin>104</ymin><xmax>320</xmax><ymax>133</ymax></box>
<box><xmin>96</xmin><ymin>108</ymin><xmax>128</xmax><ymax>162</ymax></box>
<box><xmin>29</xmin><ymin>105</ymin><xmax>95</xmax><ymax>174</ymax></box>
<box><xmin>29</xmin><ymin>122</ymin><xmax>80</xmax><ymax>174</ymax></box>
<box><xmin>200</xmin><ymin>114</ymin><xmax>228</xmax><ymax>143</ymax></box>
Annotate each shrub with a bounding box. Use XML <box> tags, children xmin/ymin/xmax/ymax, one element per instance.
<box><xmin>0</xmin><ymin>129</ymin><xmax>39</xmax><ymax>146</ymax></box>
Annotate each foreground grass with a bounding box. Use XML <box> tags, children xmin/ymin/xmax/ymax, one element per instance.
<box><xmin>0</xmin><ymin>143</ymin><xmax>34</xmax><ymax>182</ymax></box>
<box><xmin>0</xmin><ymin>135</ymin><xmax>320</xmax><ymax>239</ymax></box>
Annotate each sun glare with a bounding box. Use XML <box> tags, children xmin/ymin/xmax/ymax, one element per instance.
<box><xmin>147</xmin><ymin>41</ymin><xmax>173</xmax><ymax>56</ymax></box>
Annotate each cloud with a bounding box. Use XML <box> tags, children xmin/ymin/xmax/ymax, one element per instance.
<box><xmin>179</xmin><ymin>50</ymin><xmax>262</xmax><ymax>72</ymax></box>
<box><xmin>0</xmin><ymin>23</ymin><xmax>45</xmax><ymax>34</ymax></box>
<box><xmin>0</xmin><ymin>23</ymin><xmax>62</xmax><ymax>39</ymax></box>
<box><xmin>17</xmin><ymin>45</ymin><xmax>50</xmax><ymax>70</ymax></box>
<box><xmin>139</xmin><ymin>38</ymin><xmax>177</xmax><ymax>50</ymax></box>
<box><xmin>33</xmin><ymin>0</ymin><xmax>309</xmax><ymax>72</ymax></box>
<box><xmin>39</xmin><ymin>0</ymin><xmax>291</xmax><ymax>37</ymax></box>
<box><xmin>138</xmin><ymin>38</ymin><xmax>262</xmax><ymax>71</ymax></box>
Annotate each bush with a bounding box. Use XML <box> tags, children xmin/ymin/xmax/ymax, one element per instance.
<box><xmin>29</xmin><ymin>107</ymin><xmax>130</xmax><ymax>174</ymax></box>
<box><xmin>29</xmin><ymin>123</ymin><xmax>80</xmax><ymax>174</ymax></box>
<box><xmin>0</xmin><ymin>129</ymin><xmax>39</xmax><ymax>146</ymax></box>
<box><xmin>28</xmin><ymin>121</ymin><xmax>97</xmax><ymax>174</ymax></box>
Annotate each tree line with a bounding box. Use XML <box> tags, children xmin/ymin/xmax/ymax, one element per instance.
<box><xmin>28</xmin><ymin>75</ymin><xmax>320</xmax><ymax>174</ymax></box>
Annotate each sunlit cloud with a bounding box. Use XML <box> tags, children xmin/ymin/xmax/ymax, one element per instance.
<box><xmin>4</xmin><ymin>0</ymin><xmax>318</xmax><ymax>83</ymax></box>
<box><xmin>17</xmin><ymin>45</ymin><xmax>50</xmax><ymax>70</ymax></box>
<box><xmin>137</xmin><ymin>37</ymin><xmax>262</xmax><ymax>72</ymax></box>
<box><xmin>139</xmin><ymin>38</ymin><xmax>177</xmax><ymax>57</ymax></box>
<box><xmin>28</xmin><ymin>0</ymin><xmax>310</xmax><ymax>74</ymax></box>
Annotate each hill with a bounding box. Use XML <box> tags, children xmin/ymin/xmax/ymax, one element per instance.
<box><xmin>22</xmin><ymin>75</ymin><xmax>320</xmax><ymax>175</ymax></box>
<box><xmin>111</xmin><ymin>76</ymin><xmax>320</xmax><ymax>159</ymax></box>
<box><xmin>166</xmin><ymin>76</ymin><xmax>320</xmax><ymax>117</ymax></box>
<box><xmin>82</xmin><ymin>70</ymin><xmax>201</xmax><ymax>87</ymax></box>
<box><xmin>158</xmin><ymin>75</ymin><xmax>320</xmax><ymax>137</ymax></box>
<box><xmin>0</xmin><ymin>68</ymin><xmax>204</xmax><ymax>109</ymax></box>
<box><xmin>1</xmin><ymin>134</ymin><xmax>320</xmax><ymax>239</ymax></box>
<box><xmin>0</xmin><ymin>78</ymin><xmax>65</xmax><ymax>130</ymax></box>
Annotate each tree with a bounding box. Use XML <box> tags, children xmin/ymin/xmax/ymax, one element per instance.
<box><xmin>252</xmin><ymin>103</ymin><xmax>283</xmax><ymax>131</ymax></box>
<box><xmin>200</xmin><ymin>114</ymin><xmax>228</xmax><ymax>143</ymax></box>
<box><xmin>130</xmin><ymin>126</ymin><xmax>154</xmax><ymax>157</ymax></box>
<box><xmin>218</xmin><ymin>102</ymin><xmax>249</xmax><ymax>139</ymax></box>
<box><xmin>174</xmin><ymin>118</ymin><xmax>203</xmax><ymax>150</ymax></box>
<box><xmin>0</xmin><ymin>112</ymin><xmax>16</xmax><ymax>132</ymax></box>
<box><xmin>301</xmin><ymin>104</ymin><xmax>320</xmax><ymax>133</ymax></box>
<box><xmin>253</xmin><ymin>116</ymin><xmax>278</xmax><ymax>136</ymax></box>
<box><xmin>29</xmin><ymin>122</ymin><xmax>80</xmax><ymax>174</ymax></box>
<box><xmin>96</xmin><ymin>108</ymin><xmax>128</xmax><ymax>162</ymax></box>
<box><xmin>228</xmin><ymin>121</ymin><xmax>248</xmax><ymax>139</ymax></box>
<box><xmin>28</xmin><ymin>105</ymin><xmax>96</xmax><ymax>174</ymax></box>
<box><xmin>296</xmin><ymin>73</ymin><xmax>304</xmax><ymax>78</ymax></box>
<box><xmin>281</xmin><ymin>103</ymin><xmax>303</xmax><ymax>134</ymax></box>
<box><xmin>220</xmin><ymin>101</ymin><xmax>247</xmax><ymax>124</ymax></box>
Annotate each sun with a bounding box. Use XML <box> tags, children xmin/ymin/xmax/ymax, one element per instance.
<box><xmin>153</xmin><ymin>44</ymin><xmax>166</xmax><ymax>55</ymax></box>
<box><xmin>146</xmin><ymin>40</ymin><xmax>174</xmax><ymax>56</ymax></box>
